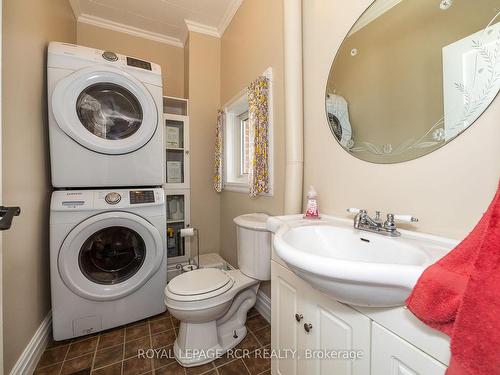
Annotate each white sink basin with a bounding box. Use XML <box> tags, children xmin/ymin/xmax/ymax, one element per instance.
<box><xmin>269</xmin><ymin>215</ymin><xmax>456</xmax><ymax>307</ymax></box>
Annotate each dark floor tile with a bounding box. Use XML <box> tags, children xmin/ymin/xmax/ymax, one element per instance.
<box><xmin>185</xmin><ymin>361</ymin><xmax>215</xmax><ymax>375</ymax></box>
<box><xmin>257</xmin><ymin>370</ymin><xmax>271</xmax><ymax>375</ymax></box>
<box><xmin>155</xmin><ymin>361</ymin><xmax>186</xmax><ymax>375</ymax></box>
<box><xmin>122</xmin><ymin>355</ymin><xmax>152</xmax><ymax>375</ymax></box>
<box><xmin>246</xmin><ymin>315</ymin><xmax>269</xmax><ymax>333</ymax></box>
<box><xmin>125</xmin><ymin>335</ymin><xmax>151</xmax><ymax>359</ymax></box>
<box><xmin>68</xmin><ymin>369</ymin><xmax>91</xmax><ymax>375</ymax></box>
<box><xmin>61</xmin><ymin>353</ymin><xmax>93</xmax><ymax>375</ymax></box>
<box><xmin>91</xmin><ymin>362</ymin><xmax>122</xmax><ymax>375</ymax></box>
<box><xmin>213</xmin><ymin>352</ymin><xmax>236</xmax><ymax>368</ymax></box>
<box><xmin>149</xmin><ymin>310</ymin><xmax>170</xmax><ymax>321</ymax></box>
<box><xmin>67</xmin><ymin>337</ymin><xmax>98</xmax><ymax>359</ymax></box>
<box><xmin>150</xmin><ymin>317</ymin><xmax>174</xmax><ymax>334</ymax></box>
<box><xmin>152</xmin><ymin>345</ymin><xmax>176</xmax><ymax>369</ymax></box>
<box><xmin>47</xmin><ymin>338</ymin><xmax>73</xmax><ymax>349</ymax></box>
<box><xmin>218</xmin><ymin>359</ymin><xmax>250</xmax><ymax>375</ymax></box>
<box><xmin>97</xmin><ymin>329</ymin><xmax>124</xmax><ymax>350</ymax></box>
<box><xmin>252</xmin><ymin>326</ymin><xmax>271</xmax><ymax>347</ymax></box>
<box><xmin>37</xmin><ymin>345</ymin><xmax>69</xmax><ymax>368</ymax></box>
<box><xmin>235</xmin><ymin>333</ymin><xmax>260</xmax><ymax>353</ymax></box>
<box><xmin>243</xmin><ymin>355</ymin><xmax>271</xmax><ymax>375</ymax></box>
<box><xmin>151</xmin><ymin>329</ymin><xmax>176</xmax><ymax>349</ymax></box>
<box><xmin>171</xmin><ymin>316</ymin><xmax>180</xmax><ymax>327</ymax></box>
<box><xmin>247</xmin><ymin>308</ymin><xmax>259</xmax><ymax>318</ymax></box>
<box><xmin>93</xmin><ymin>344</ymin><xmax>123</xmax><ymax>369</ymax></box>
<box><xmin>125</xmin><ymin>323</ymin><xmax>150</xmax><ymax>342</ymax></box>
<box><xmin>34</xmin><ymin>362</ymin><xmax>63</xmax><ymax>375</ymax></box>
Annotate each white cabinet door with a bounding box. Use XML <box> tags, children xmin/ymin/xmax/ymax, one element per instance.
<box><xmin>301</xmin><ymin>285</ymin><xmax>371</xmax><ymax>375</ymax></box>
<box><xmin>371</xmin><ymin>323</ymin><xmax>447</xmax><ymax>375</ymax></box>
<box><xmin>272</xmin><ymin>261</ymin><xmax>302</xmax><ymax>375</ymax></box>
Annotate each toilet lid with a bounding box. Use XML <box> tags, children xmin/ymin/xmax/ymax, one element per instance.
<box><xmin>167</xmin><ymin>268</ymin><xmax>234</xmax><ymax>297</ymax></box>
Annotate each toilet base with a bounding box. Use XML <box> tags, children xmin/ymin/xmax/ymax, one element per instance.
<box><xmin>173</xmin><ymin>325</ymin><xmax>247</xmax><ymax>367</ymax></box>
<box><xmin>172</xmin><ymin>285</ymin><xmax>259</xmax><ymax>367</ymax></box>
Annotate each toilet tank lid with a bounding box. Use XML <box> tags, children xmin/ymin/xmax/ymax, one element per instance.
<box><xmin>233</xmin><ymin>213</ymin><xmax>269</xmax><ymax>231</ymax></box>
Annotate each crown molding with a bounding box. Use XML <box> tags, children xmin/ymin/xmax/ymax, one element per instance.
<box><xmin>218</xmin><ymin>0</ymin><xmax>244</xmax><ymax>36</ymax></box>
<box><xmin>184</xmin><ymin>19</ymin><xmax>220</xmax><ymax>38</ymax></box>
<box><xmin>77</xmin><ymin>14</ymin><xmax>184</xmax><ymax>48</ymax></box>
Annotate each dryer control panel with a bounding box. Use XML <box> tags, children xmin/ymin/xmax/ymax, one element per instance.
<box><xmin>51</xmin><ymin>188</ymin><xmax>164</xmax><ymax>211</ymax></box>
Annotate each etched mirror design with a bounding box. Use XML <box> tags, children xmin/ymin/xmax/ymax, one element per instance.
<box><xmin>325</xmin><ymin>0</ymin><xmax>500</xmax><ymax>163</ymax></box>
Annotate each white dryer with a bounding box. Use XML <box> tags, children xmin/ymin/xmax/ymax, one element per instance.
<box><xmin>47</xmin><ymin>42</ymin><xmax>164</xmax><ymax>188</ymax></box>
<box><xmin>50</xmin><ymin>188</ymin><xmax>166</xmax><ymax>340</ymax></box>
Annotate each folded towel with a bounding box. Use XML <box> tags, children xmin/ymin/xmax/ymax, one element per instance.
<box><xmin>406</xmin><ymin>180</ymin><xmax>500</xmax><ymax>375</ymax></box>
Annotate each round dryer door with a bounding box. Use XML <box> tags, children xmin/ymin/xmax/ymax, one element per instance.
<box><xmin>52</xmin><ymin>65</ymin><xmax>158</xmax><ymax>155</ymax></box>
<box><xmin>58</xmin><ymin>211</ymin><xmax>164</xmax><ymax>301</ymax></box>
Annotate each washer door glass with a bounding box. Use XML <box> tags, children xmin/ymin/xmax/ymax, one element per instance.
<box><xmin>79</xmin><ymin>226</ymin><xmax>146</xmax><ymax>285</ymax></box>
<box><xmin>76</xmin><ymin>83</ymin><xmax>143</xmax><ymax>140</ymax></box>
<box><xmin>51</xmin><ymin>66</ymin><xmax>158</xmax><ymax>155</ymax></box>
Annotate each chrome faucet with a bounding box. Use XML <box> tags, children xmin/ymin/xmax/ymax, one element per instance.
<box><xmin>347</xmin><ymin>208</ymin><xmax>418</xmax><ymax>237</ymax></box>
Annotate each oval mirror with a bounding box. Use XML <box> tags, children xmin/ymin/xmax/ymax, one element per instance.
<box><xmin>325</xmin><ymin>0</ymin><xmax>500</xmax><ymax>163</ymax></box>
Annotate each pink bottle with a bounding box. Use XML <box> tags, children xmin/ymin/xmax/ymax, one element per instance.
<box><xmin>304</xmin><ymin>186</ymin><xmax>320</xmax><ymax>219</ymax></box>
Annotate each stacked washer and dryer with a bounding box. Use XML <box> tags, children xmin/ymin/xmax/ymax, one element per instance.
<box><xmin>47</xmin><ymin>42</ymin><xmax>167</xmax><ymax>340</ymax></box>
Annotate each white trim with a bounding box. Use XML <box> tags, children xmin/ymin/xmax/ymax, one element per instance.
<box><xmin>184</xmin><ymin>19</ymin><xmax>220</xmax><ymax>38</ymax></box>
<box><xmin>348</xmin><ymin>0</ymin><xmax>402</xmax><ymax>36</ymax></box>
<box><xmin>9</xmin><ymin>312</ymin><xmax>52</xmax><ymax>375</ymax></box>
<box><xmin>255</xmin><ymin>290</ymin><xmax>271</xmax><ymax>324</ymax></box>
<box><xmin>218</xmin><ymin>0</ymin><xmax>244</xmax><ymax>36</ymax></box>
<box><xmin>77</xmin><ymin>14</ymin><xmax>184</xmax><ymax>48</ymax></box>
<box><xmin>0</xmin><ymin>0</ymin><xmax>3</xmax><ymax>369</ymax></box>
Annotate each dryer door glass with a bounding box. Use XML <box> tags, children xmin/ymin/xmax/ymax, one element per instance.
<box><xmin>79</xmin><ymin>226</ymin><xmax>146</xmax><ymax>285</ymax></box>
<box><xmin>76</xmin><ymin>83</ymin><xmax>143</xmax><ymax>140</ymax></box>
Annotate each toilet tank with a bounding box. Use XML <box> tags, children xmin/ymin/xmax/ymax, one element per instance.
<box><xmin>233</xmin><ymin>213</ymin><xmax>271</xmax><ymax>281</ymax></box>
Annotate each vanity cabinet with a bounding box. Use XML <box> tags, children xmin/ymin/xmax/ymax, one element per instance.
<box><xmin>371</xmin><ymin>323</ymin><xmax>446</xmax><ymax>375</ymax></box>
<box><xmin>271</xmin><ymin>261</ymin><xmax>371</xmax><ymax>375</ymax></box>
<box><xmin>271</xmin><ymin>260</ymin><xmax>448</xmax><ymax>375</ymax></box>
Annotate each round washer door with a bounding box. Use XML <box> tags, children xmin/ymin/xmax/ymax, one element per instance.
<box><xmin>52</xmin><ymin>65</ymin><xmax>158</xmax><ymax>155</ymax></box>
<box><xmin>58</xmin><ymin>212</ymin><xmax>164</xmax><ymax>301</ymax></box>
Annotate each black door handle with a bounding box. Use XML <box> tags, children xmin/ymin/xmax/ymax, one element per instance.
<box><xmin>0</xmin><ymin>206</ymin><xmax>21</xmax><ymax>231</ymax></box>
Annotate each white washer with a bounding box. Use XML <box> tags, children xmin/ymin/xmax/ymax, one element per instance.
<box><xmin>47</xmin><ymin>42</ymin><xmax>164</xmax><ymax>188</ymax></box>
<box><xmin>50</xmin><ymin>188</ymin><xmax>166</xmax><ymax>340</ymax></box>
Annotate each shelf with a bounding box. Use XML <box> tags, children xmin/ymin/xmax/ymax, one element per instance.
<box><xmin>166</xmin><ymin>147</ymin><xmax>184</xmax><ymax>151</ymax></box>
<box><xmin>167</xmin><ymin>220</ymin><xmax>185</xmax><ymax>224</ymax></box>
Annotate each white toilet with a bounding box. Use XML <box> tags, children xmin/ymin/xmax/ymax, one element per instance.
<box><xmin>164</xmin><ymin>213</ymin><xmax>271</xmax><ymax>367</ymax></box>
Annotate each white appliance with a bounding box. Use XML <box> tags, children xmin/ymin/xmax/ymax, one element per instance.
<box><xmin>50</xmin><ymin>188</ymin><xmax>166</xmax><ymax>340</ymax></box>
<box><xmin>47</xmin><ymin>42</ymin><xmax>164</xmax><ymax>188</ymax></box>
<box><xmin>164</xmin><ymin>213</ymin><xmax>271</xmax><ymax>367</ymax></box>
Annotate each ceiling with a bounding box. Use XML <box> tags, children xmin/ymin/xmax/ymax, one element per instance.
<box><xmin>69</xmin><ymin>0</ymin><xmax>243</xmax><ymax>47</ymax></box>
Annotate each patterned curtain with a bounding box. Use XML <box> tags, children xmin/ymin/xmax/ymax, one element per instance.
<box><xmin>248</xmin><ymin>76</ymin><xmax>270</xmax><ymax>197</ymax></box>
<box><xmin>213</xmin><ymin>109</ymin><xmax>225</xmax><ymax>193</ymax></box>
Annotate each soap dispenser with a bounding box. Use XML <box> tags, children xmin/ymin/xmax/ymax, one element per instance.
<box><xmin>304</xmin><ymin>186</ymin><xmax>320</xmax><ymax>219</ymax></box>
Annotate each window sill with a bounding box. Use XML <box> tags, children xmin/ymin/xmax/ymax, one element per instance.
<box><xmin>223</xmin><ymin>182</ymin><xmax>250</xmax><ymax>194</ymax></box>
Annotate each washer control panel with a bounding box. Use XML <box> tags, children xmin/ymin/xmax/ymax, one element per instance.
<box><xmin>105</xmin><ymin>192</ymin><xmax>122</xmax><ymax>205</ymax></box>
<box><xmin>130</xmin><ymin>190</ymin><xmax>155</xmax><ymax>204</ymax></box>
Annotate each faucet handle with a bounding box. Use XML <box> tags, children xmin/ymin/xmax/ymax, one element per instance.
<box><xmin>346</xmin><ymin>208</ymin><xmax>364</xmax><ymax>214</ymax></box>
<box><xmin>392</xmin><ymin>214</ymin><xmax>419</xmax><ymax>223</ymax></box>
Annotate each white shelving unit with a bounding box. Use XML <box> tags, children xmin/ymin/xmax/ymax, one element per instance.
<box><xmin>163</xmin><ymin>97</ymin><xmax>191</xmax><ymax>269</ymax></box>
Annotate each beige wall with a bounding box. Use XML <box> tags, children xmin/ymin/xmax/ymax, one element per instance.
<box><xmin>77</xmin><ymin>23</ymin><xmax>185</xmax><ymax>98</ymax></box>
<box><xmin>186</xmin><ymin>32</ymin><xmax>222</xmax><ymax>255</ymax></box>
<box><xmin>303</xmin><ymin>0</ymin><xmax>500</xmax><ymax>241</ymax></box>
<box><xmin>2</xmin><ymin>0</ymin><xmax>76</xmax><ymax>372</ymax></box>
<box><xmin>220</xmin><ymin>0</ymin><xmax>286</xmax><ymax>296</ymax></box>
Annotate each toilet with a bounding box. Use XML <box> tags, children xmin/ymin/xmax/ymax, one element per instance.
<box><xmin>164</xmin><ymin>213</ymin><xmax>271</xmax><ymax>367</ymax></box>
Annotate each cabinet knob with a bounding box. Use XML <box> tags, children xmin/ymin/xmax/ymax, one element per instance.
<box><xmin>295</xmin><ymin>313</ymin><xmax>303</xmax><ymax>322</ymax></box>
<box><xmin>304</xmin><ymin>323</ymin><xmax>313</xmax><ymax>333</ymax></box>
<box><xmin>185</xmin><ymin>150</ymin><xmax>189</xmax><ymax>155</ymax></box>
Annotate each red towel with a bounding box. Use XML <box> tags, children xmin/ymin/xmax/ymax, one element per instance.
<box><xmin>406</xmin><ymin>181</ymin><xmax>500</xmax><ymax>375</ymax></box>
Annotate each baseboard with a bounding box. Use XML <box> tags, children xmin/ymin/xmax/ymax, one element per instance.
<box><xmin>255</xmin><ymin>290</ymin><xmax>271</xmax><ymax>324</ymax></box>
<box><xmin>10</xmin><ymin>311</ymin><xmax>52</xmax><ymax>375</ymax></box>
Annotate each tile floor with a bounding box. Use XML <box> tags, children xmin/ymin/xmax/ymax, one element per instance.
<box><xmin>34</xmin><ymin>308</ymin><xmax>271</xmax><ymax>375</ymax></box>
